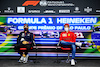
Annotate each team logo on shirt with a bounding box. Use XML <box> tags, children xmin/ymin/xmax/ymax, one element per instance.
<box><xmin>18</xmin><ymin>35</ymin><xmax>19</xmax><ymax>37</ymax></box>
<box><xmin>22</xmin><ymin>33</ymin><xmax>25</xmax><ymax>37</ymax></box>
<box><xmin>27</xmin><ymin>33</ymin><xmax>30</xmax><ymax>36</ymax></box>
<box><xmin>62</xmin><ymin>34</ymin><xmax>67</xmax><ymax>37</ymax></box>
<box><xmin>68</xmin><ymin>34</ymin><xmax>70</xmax><ymax>36</ymax></box>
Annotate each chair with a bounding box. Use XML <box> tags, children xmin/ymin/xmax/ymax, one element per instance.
<box><xmin>61</xmin><ymin>45</ymin><xmax>77</xmax><ymax>63</ymax></box>
<box><xmin>19</xmin><ymin>46</ymin><xmax>33</xmax><ymax>57</ymax></box>
<box><xmin>56</xmin><ymin>41</ymin><xmax>77</xmax><ymax>63</ymax></box>
<box><xmin>19</xmin><ymin>40</ymin><xmax>39</xmax><ymax>63</ymax></box>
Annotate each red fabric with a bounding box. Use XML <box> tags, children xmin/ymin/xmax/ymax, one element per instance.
<box><xmin>20</xmin><ymin>48</ymin><xmax>27</xmax><ymax>50</ymax></box>
<box><xmin>33</xmin><ymin>34</ymin><xmax>35</xmax><ymax>38</ymax></box>
<box><xmin>28</xmin><ymin>41</ymin><xmax>32</xmax><ymax>44</ymax></box>
<box><xmin>31</xmin><ymin>47</ymin><xmax>33</xmax><ymax>49</ymax></box>
<box><xmin>61</xmin><ymin>47</ymin><xmax>77</xmax><ymax>50</ymax></box>
<box><xmin>20</xmin><ymin>47</ymin><xmax>33</xmax><ymax>50</ymax></box>
<box><xmin>64</xmin><ymin>23</ymin><xmax>69</xmax><ymax>27</ymax></box>
<box><xmin>61</xmin><ymin>47</ymin><xmax>72</xmax><ymax>50</ymax></box>
<box><xmin>24</xmin><ymin>24</ymin><xmax>26</xmax><ymax>25</ymax></box>
<box><xmin>59</xmin><ymin>31</ymin><xmax>77</xmax><ymax>43</ymax></box>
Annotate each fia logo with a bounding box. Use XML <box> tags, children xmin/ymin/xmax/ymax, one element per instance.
<box><xmin>39</xmin><ymin>0</ymin><xmax>47</xmax><ymax>6</ymax></box>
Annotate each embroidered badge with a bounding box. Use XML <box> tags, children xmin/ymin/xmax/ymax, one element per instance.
<box><xmin>68</xmin><ymin>34</ymin><xmax>70</xmax><ymax>36</ymax></box>
<box><xmin>22</xmin><ymin>33</ymin><xmax>25</xmax><ymax>37</ymax></box>
<box><xmin>27</xmin><ymin>33</ymin><xmax>30</xmax><ymax>36</ymax></box>
<box><xmin>62</xmin><ymin>34</ymin><xmax>67</xmax><ymax>37</ymax></box>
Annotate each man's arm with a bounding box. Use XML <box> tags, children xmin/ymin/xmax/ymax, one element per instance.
<box><xmin>72</xmin><ymin>33</ymin><xmax>77</xmax><ymax>42</ymax></box>
<box><xmin>17</xmin><ymin>32</ymin><xmax>23</xmax><ymax>44</ymax></box>
<box><xmin>28</xmin><ymin>33</ymin><xmax>33</xmax><ymax>44</ymax></box>
<box><xmin>59</xmin><ymin>33</ymin><xmax>62</xmax><ymax>41</ymax></box>
<box><xmin>18</xmin><ymin>32</ymin><xmax>28</xmax><ymax>45</ymax></box>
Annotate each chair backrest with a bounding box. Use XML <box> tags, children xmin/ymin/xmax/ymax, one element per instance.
<box><xmin>61</xmin><ymin>45</ymin><xmax>72</xmax><ymax>51</ymax></box>
<box><xmin>61</xmin><ymin>45</ymin><xmax>77</xmax><ymax>51</ymax></box>
<box><xmin>20</xmin><ymin>48</ymin><xmax>27</xmax><ymax>50</ymax></box>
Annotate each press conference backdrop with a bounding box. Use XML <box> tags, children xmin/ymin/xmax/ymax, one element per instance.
<box><xmin>0</xmin><ymin>15</ymin><xmax>100</xmax><ymax>57</ymax></box>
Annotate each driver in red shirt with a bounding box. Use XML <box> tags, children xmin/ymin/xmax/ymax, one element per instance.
<box><xmin>59</xmin><ymin>23</ymin><xmax>77</xmax><ymax>65</ymax></box>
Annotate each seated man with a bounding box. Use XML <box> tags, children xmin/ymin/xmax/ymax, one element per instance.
<box><xmin>15</xmin><ymin>24</ymin><xmax>34</xmax><ymax>63</ymax></box>
<box><xmin>59</xmin><ymin>23</ymin><xmax>77</xmax><ymax>65</ymax></box>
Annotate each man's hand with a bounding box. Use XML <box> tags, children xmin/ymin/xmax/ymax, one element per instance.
<box><xmin>22</xmin><ymin>41</ymin><xmax>29</xmax><ymax>44</ymax></box>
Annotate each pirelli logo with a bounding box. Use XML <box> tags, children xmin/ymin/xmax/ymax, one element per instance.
<box><xmin>22</xmin><ymin>0</ymin><xmax>40</xmax><ymax>6</ymax></box>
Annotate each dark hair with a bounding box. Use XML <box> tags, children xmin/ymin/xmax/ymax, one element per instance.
<box><xmin>24</xmin><ymin>24</ymin><xmax>28</xmax><ymax>27</ymax></box>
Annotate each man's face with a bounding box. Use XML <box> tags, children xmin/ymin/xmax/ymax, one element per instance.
<box><xmin>24</xmin><ymin>25</ymin><xmax>28</xmax><ymax>29</ymax></box>
<box><xmin>64</xmin><ymin>25</ymin><xmax>69</xmax><ymax>28</ymax></box>
<box><xmin>64</xmin><ymin>25</ymin><xmax>69</xmax><ymax>32</ymax></box>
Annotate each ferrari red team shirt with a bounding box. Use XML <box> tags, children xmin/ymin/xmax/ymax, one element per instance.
<box><xmin>59</xmin><ymin>31</ymin><xmax>77</xmax><ymax>43</ymax></box>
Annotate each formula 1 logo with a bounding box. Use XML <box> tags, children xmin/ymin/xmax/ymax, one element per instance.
<box><xmin>22</xmin><ymin>0</ymin><xmax>40</xmax><ymax>6</ymax></box>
